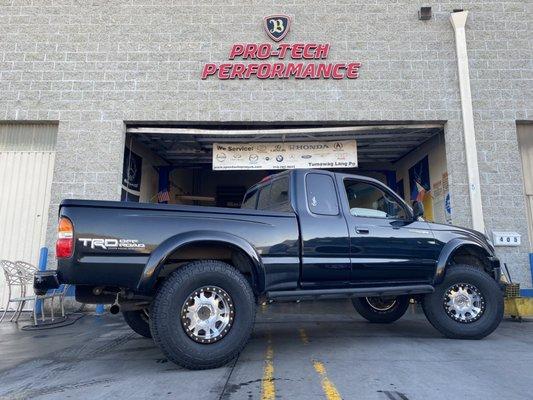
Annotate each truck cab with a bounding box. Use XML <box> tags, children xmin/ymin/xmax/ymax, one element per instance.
<box><xmin>241</xmin><ymin>169</ymin><xmax>497</xmax><ymax>293</ymax></box>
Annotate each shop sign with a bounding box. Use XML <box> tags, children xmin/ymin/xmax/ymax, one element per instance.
<box><xmin>212</xmin><ymin>140</ymin><xmax>357</xmax><ymax>170</ymax></box>
<box><xmin>201</xmin><ymin>15</ymin><xmax>361</xmax><ymax>80</ymax></box>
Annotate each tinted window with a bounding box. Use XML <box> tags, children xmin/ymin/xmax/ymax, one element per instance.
<box><xmin>255</xmin><ymin>177</ymin><xmax>291</xmax><ymax>211</ymax></box>
<box><xmin>344</xmin><ymin>180</ymin><xmax>407</xmax><ymax>219</ymax></box>
<box><xmin>306</xmin><ymin>173</ymin><xmax>339</xmax><ymax>215</ymax></box>
<box><xmin>270</xmin><ymin>177</ymin><xmax>289</xmax><ymax>205</ymax></box>
<box><xmin>256</xmin><ymin>184</ymin><xmax>271</xmax><ymax>209</ymax></box>
<box><xmin>241</xmin><ymin>189</ymin><xmax>258</xmax><ymax>209</ymax></box>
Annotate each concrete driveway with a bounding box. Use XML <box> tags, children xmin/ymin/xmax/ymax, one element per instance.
<box><xmin>1</xmin><ymin>300</ymin><xmax>532</xmax><ymax>400</ymax></box>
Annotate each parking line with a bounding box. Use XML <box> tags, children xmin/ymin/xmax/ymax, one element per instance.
<box><xmin>299</xmin><ymin>328</ymin><xmax>309</xmax><ymax>345</ymax></box>
<box><xmin>261</xmin><ymin>338</ymin><xmax>275</xmax><ymax>400</ymax></box>
<box><xmin>313</xmin><ymin>361</ymin><xmax>343</xmax><ymax>400</ymax></box>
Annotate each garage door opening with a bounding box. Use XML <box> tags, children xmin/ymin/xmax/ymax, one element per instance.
<box><xmin>122</xmin><ymin>122</ymin><xmax>450</xmax><ymax>223</ymax></box>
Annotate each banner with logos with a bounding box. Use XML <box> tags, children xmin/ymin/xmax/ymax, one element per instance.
<box><xmin>212</xmin><ymin>140</ymin><xmax>357</xmax><ymax>170</ymax></box>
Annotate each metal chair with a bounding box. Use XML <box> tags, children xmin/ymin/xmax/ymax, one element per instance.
<box><xmin>14</xmin><ymin>261</ymin><xmax>46</xmax><ymax>323</ymax></box>
<box><xmin>15</xmin><ymin>261</ymin><xmax>70</xmax><ymax>323</ymax></box>
<box><xmin>14</xmin><ymin>261</ymin><xmax>38</xmax><ymax>275</ymax></box>
<box><xmin>15</xmin><ymin>261</ymin><xmax>70</xmax><ymax>325</ymax></box>
<box><xmin>0</xmin><ymin>260</ymin><xmax>24</xmax><ymax>322</ymax></box>
<box><xmin>46</xmin><ymin>283</ymin><xmax>70</xmax><ymax>321</ymax></box>
<box><xmin>0</xmin><ymin>260</ymin><xmax>44</xmax><ymax>322</ymax></box>
<box><xmin>0</xmin><ymin>260</ymin><xmax>61</xmax><ymax>325</ymax></box>
<box><xmin>1</xmin><ymin>260</ymin><xmax>45</xmax><ymax>323</ymax></box>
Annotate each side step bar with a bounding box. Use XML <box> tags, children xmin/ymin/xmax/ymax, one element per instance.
<box><xmin>266</xmin><ymin>285</ymin><xmax>434</xmax><ymax>301</ymax></box>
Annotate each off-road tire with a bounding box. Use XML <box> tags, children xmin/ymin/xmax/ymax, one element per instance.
<box><xmin>352</xmin><ymin>296</ymin><xmax>410</xmax><ymax>323</ymax></box>
<box><xmin>123</xmin><ymin>309</ymin><xmax>152</xmax><ymax>338</ymax></box>
<box><xmin>422</xmin><ymin>264</ymin><xmax>503</xmax><ymax>339</ymax></box>
<box><xmin>150</xmin><ymin>260</ymin><xmax>256</xmax><ymax>370</ymax></box>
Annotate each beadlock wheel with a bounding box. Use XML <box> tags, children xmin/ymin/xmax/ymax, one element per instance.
<box><xmin>180</xmin><ymin>286</ymin><xmax>235</xmax><ymax>344</ymax></box>
<box><xmin>352</xmin><ymin>295</ymin><xmax>410</xmax><ymax>323</ymax></box>
<box><xmin>365</xmin><ymin>296</ymin><xmax>398</xmax><ymax>312</ymax></box>
<box><xmin>422</xmin><ymin>264</ymin><xmax>503</xmax><ymax>340</ymax></box>
<box><xmin>443</xmin><ymin>283</ymin><xmax>486</xmax><ymax>323</ymax></box>
<box><xmin>141</xmin><ymin>308</ymin><xmax>149</xmax><ymax>323</ymax></box>
<box><xmin>150</xmin><ymin>260</ymin><xmax>256</xmax><ymax>369</ymax></box>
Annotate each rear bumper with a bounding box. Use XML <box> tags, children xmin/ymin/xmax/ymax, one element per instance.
<box><xmin>33</xmin><ymin>270</ymin><xmax>60</xmax><ymax>295</ymax></box>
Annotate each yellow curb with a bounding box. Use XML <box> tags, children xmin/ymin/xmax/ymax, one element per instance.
<box><xmin>505</xmin><ymin>297</ymin><xmax>533</xmax><ymax>318</ymax></box>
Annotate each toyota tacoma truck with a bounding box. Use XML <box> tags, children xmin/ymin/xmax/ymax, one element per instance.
<box><xmin>35</xmin><ymin>169</ymin><xmax>504</xmax><ymax>370</ymax></box>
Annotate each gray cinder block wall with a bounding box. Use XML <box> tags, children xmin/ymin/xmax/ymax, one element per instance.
<box><xmin>0</xmin><ymin>1</ymin><xmax>531</xmax><ymax>285</ymax></box>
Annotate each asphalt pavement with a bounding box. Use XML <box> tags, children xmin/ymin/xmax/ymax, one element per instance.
<box><xmin>1</xmin><ymin>300</ymin><xmax>532</xmax><ymax>400</ymax></box>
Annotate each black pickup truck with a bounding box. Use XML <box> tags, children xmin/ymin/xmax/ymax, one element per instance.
<box><xmin>35</xmin><ymin>169</ymin><xmax>504</xmax><ymax>370</ymax></box>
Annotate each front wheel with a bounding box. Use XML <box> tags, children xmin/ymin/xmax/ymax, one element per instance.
<box><xmin>150</xmin><ymin>260</ymin><xmax>256</xmax><ymax>370</ymax></box>
<box><xmin>422</xmin><ymin>264</ymin><xmax>503</xmax><ymax>339</ymax></box>
<box><xmin>352</xmin><ymin>296</ymin><xmax>410</xmax><ymax>323</ymax></box>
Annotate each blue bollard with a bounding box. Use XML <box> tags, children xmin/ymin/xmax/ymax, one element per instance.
<box><xmin>530</xmin><ymin>253</ymin><xmax>533</xmax><ymax>286</ymax></box>
<box><xmin>35</xmin><ymin>247</ymin><xmax>48</xmax><ymax>315</ymax></box>
<box><xmin>524</xmin><ymin>254</ymin><xmax>533</xmax><ymax>298</ymax></box>
<box><xmin>95</xmin><ymin>304</ymin><xmax>105</xmax><ymax>315</ymax></box>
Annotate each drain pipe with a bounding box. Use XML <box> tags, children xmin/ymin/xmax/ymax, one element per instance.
<box><xmin>450</xmin><ymin>10</ymin><xmax>485</xmax><ymax>233</ymax></box>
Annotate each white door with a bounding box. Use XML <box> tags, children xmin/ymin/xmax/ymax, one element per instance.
<box><xmin>518</xmin><ymin>123</ymin><xmax>533</xmax><ymax>252</ymax></box>
<box><xmin>0</xmin><ymin>124</ymin><xmax>57</xmax><ymax>309</ymax></box>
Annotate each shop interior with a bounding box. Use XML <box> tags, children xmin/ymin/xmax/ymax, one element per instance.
<box><xmin>121</xmin><ymin>122</ymin><xmax>450</xmax><ymax>223</ymax></box>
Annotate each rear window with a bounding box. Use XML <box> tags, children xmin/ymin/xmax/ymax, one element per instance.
<box><xmin>257</xmin><ymin>185</ymin><xmax>271</xmax><ymax>209</ymax></box>
<box><xmin>306</xmin><ymin>173</ymin><xmax>339</xmax><ymax>215</ymax></box>
<box><xmin>253</xmin><ymin>177</ymin><xmax>291</xmax><ymax>211</ymax></box>
<box><xmin>241</xmin><ymin>189</ymin><xmax>258</xmax><ymax>209</ymax></box>
<box><xmin>270</xmin><ymin>178</ymin><xmax>289</xmax><ymax>205</ymax></box>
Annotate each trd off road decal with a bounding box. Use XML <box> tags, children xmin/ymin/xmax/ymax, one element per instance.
<box><xmin>78</xmin><ymin>238</ymin><xmax>146</xmax><ymax>250</ymax></box>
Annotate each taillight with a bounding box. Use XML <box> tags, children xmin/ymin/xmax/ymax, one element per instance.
<box><xmin>56</xmin><ymin>217</ymin><xmax>74</xmax><ymax>258</ymax></box>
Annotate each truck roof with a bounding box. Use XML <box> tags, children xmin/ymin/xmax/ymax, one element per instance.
<box><xmin>245</xmin><ymin>169</ymin><xmax>385</xmax><ymax>193</ymax></box>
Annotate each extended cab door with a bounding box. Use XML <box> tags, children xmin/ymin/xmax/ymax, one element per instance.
<box><xmin>336</xmin><ymin>176</ymin><xmax>438</xmax><ymax>285</ymax></box>
<box><xmin>297</xmin><ymin>171</ymin><xmax>351</xmax><ymax>288</ymax></box>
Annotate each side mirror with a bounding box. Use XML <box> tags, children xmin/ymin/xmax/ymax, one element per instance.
<box><xmin>412</xmin><ymin>201</ymin><xmax>424</xmax><ymax>220</ymax></box>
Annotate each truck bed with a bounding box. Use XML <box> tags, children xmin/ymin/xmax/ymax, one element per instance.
<box><xmin>57</xmin><ymin>199</ymin><xmax>300</xmax><ymax>291</ymax></box>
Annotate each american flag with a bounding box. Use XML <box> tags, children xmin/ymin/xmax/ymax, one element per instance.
<box><xmin>411</xmin><ymin>177</ymin><xmax>430</xmax><ymax>203</ymax></box>
<box><xmin>157</xmin><ymin>190</ymin><xmax>170</xmax><ymax>203</ymax></box>
<box><xmin>414</xmin><ymin>181</ymin><xmax>427</xmax><ymax>202</ymax></box>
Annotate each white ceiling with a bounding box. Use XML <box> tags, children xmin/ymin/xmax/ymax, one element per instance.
<box><xmin>127</xmin><ymin>123</ymin><xmax>444</xmax><ymax>167</ymax></box>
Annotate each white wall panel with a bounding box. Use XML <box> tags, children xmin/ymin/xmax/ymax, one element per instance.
<box><xmin>0</xmin><ymin>124</ymin><xmax>57</xmax><ymax>310</ymax></box>
<box><xmin>517</xmin><ymin>124</ymin><xmax>533</xmax><ymax>251</ymax></box>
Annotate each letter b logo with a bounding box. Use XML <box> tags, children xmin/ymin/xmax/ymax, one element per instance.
<box><xmin>270</xmin><ymin>19</ymin><xmax>284</xmax><ymax>33</ymax></box>
<box><xmin>263</xmin><ymin>15</ymin><xmax>291</xmax><ymax>42</ymax></box>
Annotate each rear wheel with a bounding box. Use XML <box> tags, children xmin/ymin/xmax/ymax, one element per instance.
<box><xmin>123</xmin><ymin>309</ymin><xmax>152</xmax><ymax>338</ymax></box>
<box><xmin>150</xmin><ymin>260</ymin><xmax>256</xmax><ymax>370</ymax></box>
<box><xmin>422</xmin><ymin>264</ymin><xmax>503</xmax><ymax>339</ymax></box>
<box><xmin>352</xmin><ymin>295</ymin><xmax>410</xmax><ymax>323</ymax></box>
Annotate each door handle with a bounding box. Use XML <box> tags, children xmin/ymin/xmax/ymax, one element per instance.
<box><xmin>355</xmin><ymin>228</ymin><xmax>370</xmax><ymax>234</ymax></box>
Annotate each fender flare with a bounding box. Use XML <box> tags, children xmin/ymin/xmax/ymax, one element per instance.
<box><xmin>434</xmin><ymin>237</ymin><xmax>493</xmax><ymax>284</ymax></box>
<box><xmin>136</xmin><ymin>230</ymin><xmax>265</xmax><ymax>294</ymax></box>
